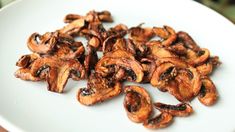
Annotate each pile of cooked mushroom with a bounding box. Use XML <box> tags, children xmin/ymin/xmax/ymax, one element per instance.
<box><xmin>15</xmin><ymin>10</ymin><xmax>221</xmax><ymax>129</ymax></box>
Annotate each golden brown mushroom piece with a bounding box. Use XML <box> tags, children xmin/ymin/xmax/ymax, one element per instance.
<box><xmin>143</xmin><ymin>112</ymin><xmax>173</xmax><ymax>129</ymax></box>
<box><xmin>185</xmin><ymin>48</ymin><xmax>210</xmax><ymax>66</ymax></box>
<box><xmin>198</xmin><ymin>76</ymin><xmax>218</xmax><ymax>106</ymax></box>
<box><xmin>196</xmin><ymin>56</ymin><xmax>221</xmax><ymax>76</ymax></box>
<box><xmin>16</xmin><ymin>53</ymin><xmax>40</xmax><ymax>68</ymax></box>
<box><xmin>177</xmin><ymin>31</ymin><xmax>201</xmax><ymax>52</ymax></box>
<box><xmin>84</xmin><ymin>45</ymin><xmax>98</xmax><ymax>76</ymax></box>
<box><xmin>15</xmin><ymin>68</ymin><xmax>41</xmax><ymax>81</ymax></box>
<box><xmin>95</xmin><ymin>56</ymin><xmax>144</xmax><ymax>82</ymax></box>
<box><xmin>140</xmin><ymin>58</ymin><xmax>156</xmax><ymax>83</ymax></box>
<box><xmin>151</xmin><ymin>57</ymin><xmax>201</xmax><ymax>102</ymax></box>
<box><xmin>27</xmin><ymin>32</ymin><xmax>57</xmax><ymax>54</ymax></box>
<box><xmin>30</xmin><ymin>57</ymin><xmax>85</xmax><ymax>93</ymax></box>
<box><xmin>129</xmin><ymin>25</ymin><xmax>154</xmax><ymax>43</ymax></box>
<box><xmin>123</xmin><ymin>85</ymin><xmax>152</xmax><ymax>123</ymax></box>
<box><xmin>153</xmin><ymin>25</ymin><xmax>177</xmax><ymax>46</ymax></box>
<box><xmin>59</xmin><ymin>18</ymin><xmax>86</xmax><ymax>35</ymax></box>
<box><xmin>154</xmin><ymin>102</ymin><xmax>193</xmax><ymax>117</ymax></box>
<box><xmin>77</xmin><ymin>73</ymin><xmax>122</xmax><ymax>106</ymax></box>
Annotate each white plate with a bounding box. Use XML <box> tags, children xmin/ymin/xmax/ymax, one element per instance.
<box><xmin>1</xmin><ymin>0</ymin><xmax>235</xmax><ymax>131</ymax></box>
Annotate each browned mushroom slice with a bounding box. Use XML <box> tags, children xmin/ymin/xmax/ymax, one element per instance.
<box><xmin>167</xmin><ymin>42</ymin><xmax>187</xmax><ymax>55</ymax></box>
<box><xmin>186</xmin><ymin>48</ymin><xmax>210</xmax><ymax>66</ymax></box>
<box><xmin>154</xmin><ymin>102</ymin><xmax>193</xmax><ymax>117</ymax></box>
<box><xmin>59</xmin><ymin>19</ymin><xmax>86</xmax><ymax>35</ymax></box>
<box><xmin>140</xmin><ymin>58</ymin><xmax>156</xmax><ymax>83</ymax></box>
<box><xmin>77</xmin><ymin>73</ymin><xmax>122</xmax><ymax>106</ymax></box>
<box><xmin>146</xmin><ymin>41</ymin><xmax>177</xmax><ymax>59</ymax></box>
<box><xmin>27</xmin><ymin>32</ymin><xmax>57</xmax><ymax>54</ymax></box>
<box><xmin>30</xmin><ymin>57</ymin><xmax>85</xmax><ymax>93</ymax></box>
<box><xmin>103</xmin><ymin>50</ymin><xmax>135</xmax><ymax>60</ymax></box>
<box><xmin>143</xmin><ymin>112</ymin><xmax>173</xmax><ymax>129</ymax></box>
<box><xmin>129</xmin><ymin>26</ymin><xmax>154</xmax><ymax>43</ymax></box>
<box><xmin>107</xmin><ymin>24</ymin><xmax>128</xmax><ymax>36</ymax></box>
<box><xmin>88</xmin><ymin>36</ymin><xmax>100</xmax><ymax>49</ymax></box>
<box><xmin>97</xmin><ymin>10</ymin><xmax>113</xmax><ymax>22</ymax></box>
<box><xmin>102</xmin><ymin>32</ymin><xmax>126</xmax><ymax>54</ymax></box>
<box><xmin>123</xmin><ymin>85</ymin><xmax>152</xmax><ymax>123</ymax></box>
<box><xmin>95</xmin><ymin>57</ymin><xmax>143</xmax><ymax>82</ymax></box>
<box><xmin>177</xmin><ymin>31</ymin><xmax>200</xmax><ymax>52</ymax></box>
<box><xmin>153</xmin><ymin>25</ymin><xmax>177</xmax><ymax>46</ymax></box>
<box><xmin>196</xmin><ymin>56</ymin><xmax>221</xmax><ymax>75</ymax></box>
<box><xmin>16</xmin><ymin>53</ymin><xmax>40</xmax><ymax>68</ymax></box>
<box><xmin>84</xmin><ymin>45</ymin><xmax>98</xmax><ymax>76</ymax></box>
<box><xmin>151</xmin><ymin>57</ymin><xmax>201</xmax><ymax>101</ymax></box>
<box><xmin>198</xmin><ymin>76</ymin><xmax>218</xmax><ymax>106</ymax></box>
<box><xmin>64</xmin><ymin>14</ymin><xmax>83</xmax><ymax>23</ymax></box>
<box><xmin>15</xmin><ymin>68</ymin><xmax>41</xmax><ymax>81</ymax></box>
<box><xmin>54</xmin><ymin>42</ymin><xmax>85</xmax><ymax>60</ymax></box>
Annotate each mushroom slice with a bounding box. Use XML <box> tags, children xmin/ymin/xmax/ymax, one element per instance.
<box><xmin>143</xmin><ymin>112</ymin><xmax>173</xmax><ymax>129</ymax></box>
<box><xmin>16</xmin><ymin>53</ymin><xmax>40</xmax><ymax>68</ymax></box>
<box><xmin>167</xmin><ymin>42</ymin><xmax>187</xmax><ymax>55</ymax></box>
<box><xmin>97</xmin><ymin>10</ymin><xmax>113</xmax><ymax>22</ymax></box>
<box><xmin>64</xmin><ymin>14</ymin><xmax>83</xmax><ymax>23</ymax></box>
<box><xmin>153</xmin><ymin>25</ymin><xmax>177</xmax><ymax>46</ymax></box>
<box><xmin>146</xmin><ymin>41</ymin><xmax>177</xmax><ymax>59</ymax></box>
<box><xmin>103</xmin><ymin>50</ymin><xmax>135</xmax><ymax>60</ymax></box>
<box><xmin>141</xmin><ymin>58</ymin><xmax>156</xmax><ymax>83</ymax></box>
<box><xmin>198</xmin><ymin>76</ymin><xmax>218</xmax><ymax>106</ymax></box>
<box><xmin>129</xmin><ymin>26</ymin><xmax>154</xmax><ymax>43</ymax></box>
<box><xmin>95</xmin><ymin>57</ymin><xmax>143</xmax><ymax>82</ymax></box>
<box><xmin>88</xmin><ymin>36</ymin><xmax>100</xmax><ymax>49</ymax></box>
<box><xmin>186</xmin><ymin>48</ymin><xmax>210</xmax><ymax>66</ymax></box>
<box><xmin>102</xmin><ymin>33</ymin><xmax>126</xmax><ymax>54</ymax></box>
<box><xmin>15</xmin><ymin>68</ymin><xmax>41</xmax><ymax>81</ymax></box>
<box><xmin>27</xmin><ymin>32</ymin><xmax>57</xmax><ymax>54</ymax></box>
<box><xmin>196</xmin><ymin>56</ymin><xmax>221</xmax><ymax>75</ymax></box>
<box><xmin>177</xmin><ymin>31</ymin><xmax>200</xmax><ymax>52</ymax></box>
<box><xmin>59</xmin><ymin>19</ymin><xmax>86</xmax><ymax>35</ymax></box>
<box><xmin>77</xmin><ymin>73</ymin><xmax>122</xmax><ymax>106</ymax></box>
<box><xmin>84</xmin><ymin>45</ymin><xmax>98</xmax><ymax>76</ymax></box>
<box><xmin>31</xmin><ymin>57</ymin><xmax>85</xmax><ymax>93</ymax></box>
<box><xmin>151</xmin><ymin>57</ymin><xmax>201</xmax><ymax>101</ymax></box>
<box><xmin>154</xmin><ymin>102</ymin><xmax>193</xmax><ymax>117</ymax></box>
<box><xmin>107</xmin><ymin>24</ymin><xmax>128</xmax><ymax>36</ymax></box>
<box><xmin>123</xmin><ymin>85</ymin><xmax>152</xmax><ymax>123</ymax></box>
<box><xmin>54</xmin><ymin>42</ymin><xmax>85</xmax><ymax>60</ymax></box>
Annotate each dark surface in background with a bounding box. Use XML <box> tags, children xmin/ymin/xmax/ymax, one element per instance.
<box><xmin>195</xmin><ymin>0</ymin><xmax>235</xmax><ymax>23</ymax></box>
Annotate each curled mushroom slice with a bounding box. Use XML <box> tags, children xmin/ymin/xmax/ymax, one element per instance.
<box><xmin>107</xmin><ymin>24</ymin><xmax>128</xmax><ymax>36</ymax></box>
<box><xmin>77</xmin><ymin>73</ymin><xmax>122</xmax><ymax>106</ymax></box>
<box><xmin>16</xmin><ymin>53</ymin><xmax>40</xmax><ymax>68</ymax></box>
<box><xmin>129</xmin><ymin>26</ymin><xmax>154</xmax><ymax>43</ymax></box>
<box><xmin>153</xmin><ymin>25</ymin><xmax>177</xmax><ymax>46</ymax></box>
<box><xmin>154</xmin><ymin>102</ymin><xmax>193</xmax><ymax>117</ymax></box>
<box><xmin>198</xmin><ymin>76</ymin><xmax>218</xmax><ymax>106</ymax></box>
<box><xmin>30</xmin><ymin>57</ymin><xmax>85</xmax><ymax>93</ymax></box>
<box><xmin>59</xmin><ymin>19</ymin><xmax>86</xmax><ymax>35</ymax></box>
<box><xmin>196</xmin><ymin>56</ymin><xmax>221</xmax><ymax>75</ymax></box>
<box><xmin>15</xmin><ymin>68</ymin><xmax>41</xmax><ymax>81</ymax></box>
<box><xmin>186</xmin><ymin>48</ymin><xmax>210</xmax><ymax>66</ymax></box>
<box><xmin>141</xmin><ymin>58</ymin><xmax>156</xmax><ymax>83</ymax></box>
<box><xmin>95</xmin><ymin>57</ymin><xmax>143</xmax><ymax>82</ymax></box>
<box><xmin>167</xmin><ymin>42</ymin><xmax>187</xmax><ymax>55</ymax></box>
<box><xmin>102</xmin><ymin>33</ymin><xmax>126</xmax><ymax>54</ymax></box>
<box><xmin>151</xmin><ymin>57</ymin><xmax>201</xmax><ymax>101</ymax></box>
<box><xmin>123</xmin><ymin>85</ymin><xmax>152</xmax><ymax>123</ymax></box>
<box><xmin>27</xmin><ymin>32</ymin><xmax>57</xmax><ymax>54</ymax></box>
<box><xmin>177</xmin><ymin>31</ymin><xmax>200</xmax><ymax>52</ymax></box>
<box><xmin>97</xmin><ymin>10</ymin><xmax>113</xmax><ymax>22</ymax></box>
<box><xmin>64</xmin><ymin>14</ymin><xmax>83</xmax><ymax>23</ymax></box>
<box><xmin>146</xmin><ymin>41</ymin><xmax>176</xmax><ymax>59</ymax></box>
<box><xmin>143</xmin><ymin>112</ymin><xmax>173</xmax><ymax>129</ymax></box>
<box><xmin>84</xmin><ymin>45</ymin><xmax>98</xmax><ymax>76</ymax></box>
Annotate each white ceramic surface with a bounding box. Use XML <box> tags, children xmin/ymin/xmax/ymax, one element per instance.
<box><xmin>0</xmin><ymin>0</ymin><xmax>235</xmax><ymax>131</ymax></box>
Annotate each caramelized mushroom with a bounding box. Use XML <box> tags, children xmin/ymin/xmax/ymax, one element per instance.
<box><xmin>77</xmin><ymin>73</ymin><xmax>122</xmax><ymax>105</ymax></box>
<box><xmin>84</xmin><ymin>45</ymin><xmax>98</xmax><ymax>76</ymax></box>
<box><xmin>143</xmin><ymin>112</ymin><xmax>173</xmax><ymax>129</ymax></box>
<box><xmin>140</xmin><ymin>58</ymin><xmax>156</xmax><ymax>83</ymax></box>
<box><xmin>198</xmin><ymin>76</ymin><xmax>218</xmax><ymax>106</ymax></box>
<box><xmin>129</xmin><ymin>26</ymin><xmax>154</xmax><ymax>43</ymax></box>
<box><xmin>15</xmin><ymin>68</ymin><xmax>41</xmax><ymax>81</ymax></box>
<box><xmin>153</xmin><ymin>25</ymin><xmax>177</xmax><ymax>46</ymax></box>
<box><xmin>124</xmin><ymin>85</ymin><xmax>152</xmax><ymax>123</ymax></box>
<box><xmin>185</xmin><ymin>48</ymin><xmax>210</xmax><ymax>66</ymax></box>
<box><xmin>95</xmin><ymin>57</ymin><xmax>143</xmax><ymax>82</ymax></box>
<box><xmin>151</xmin><ymin>57</ymin><xmax>201</xmax><ymax>102</ymax></box>
<box><xmin>196</xmin><ymin>56</ymin><xmax>221</xmax><ymax>75</ymax></box>
<box><xmin>102</xmin><ymin>33</ymin><xmax>126</xmax><ymax>54</ymax></box>
<box><xmin>27</xmin><ymin>32</ymin><xmax>57</xmax><ymax>54</ymax></box>
<box><xmin>59</xmin><ymin>19</ymin><xmax>86</xmax><ymax>35</ymax></box>
<box><xmin>16</xmin><ymin>53</ymin><xmax>39</xmax><ymax>68</ymax></box>
<box><xmin>177</xmin><ymin>31</ymin><xmax>200</xmax><ymax>52</ymax></box>
<box><xmin>30</xmin><ymin>57</ymin><xmax>85</xmax><ymax>93</ymax></box>
<box><xmin>154</xmin><ymin>102</ymin><xmax>193</xmax><ymax>117</ymax></box>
